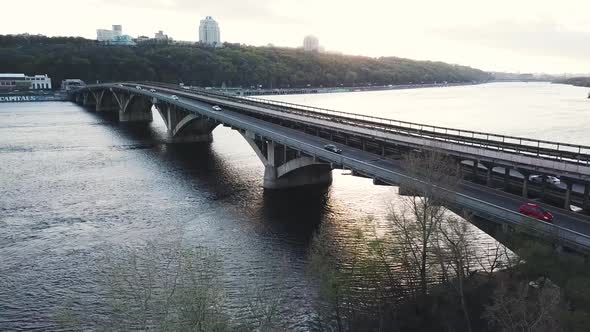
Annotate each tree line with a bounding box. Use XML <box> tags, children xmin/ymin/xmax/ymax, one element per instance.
<box><xmin>0</xmin><ymin>34</ymin><xmax>492</xmax><ymax>89</ymax></box>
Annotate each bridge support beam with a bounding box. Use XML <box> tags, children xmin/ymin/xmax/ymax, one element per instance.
<box><xmin>154</xmin><ymin>103</ymin><xmax>217</xmax><ymax>143</ymax></box>
<box><xmin>480</xmin><ymin>161</ymin><xmax>494</xmax><ymax>187</ymax></box>
<box><xmin>564</xmin><ymin>179</ymin><xmax>573</xmax><ymax>210</ymax></box>
<box><xmin>503</xmin><ymin>167</ymin><xmax>510</xmax><ymax>191</ymax></box>
<box><xmin>241</xmin><ymin>131</ymin><xmax>332</xmax><ymax>189</ymax></box>
<box><xmin>118</xmin><ymin>94</ymin><xmax>153</xmax><ymax>123</ymax></box>
<box><xmin>518</xmin><ymin>168</ymin><xmax>531</xmax><ymax>198</ymax></box>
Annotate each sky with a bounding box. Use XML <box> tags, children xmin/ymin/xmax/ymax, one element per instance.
<box><xmin>3</xmin><ymin>0</ymin><xmax>590</xmax><ymax>74</ymax></box>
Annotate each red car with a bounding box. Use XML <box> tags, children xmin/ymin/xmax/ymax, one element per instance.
<box><xmin>519</xmin><ymin>203</ymin><xmax>553</xmax><ymax>222</ymax></box>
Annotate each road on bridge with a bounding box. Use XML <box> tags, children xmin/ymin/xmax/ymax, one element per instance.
<box><xmin>143</xmin><ymin>85</ymin><xmax>590</xmax><ymax>238</ymax></box>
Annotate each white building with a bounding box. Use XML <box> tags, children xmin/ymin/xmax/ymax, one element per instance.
<box><xmin>0</xmin><ymin>73</ymin><xmax>51</xmax><ymax>90</ymax></box>
<box><xmin>96</xmin><ymin>25</ymin><xmax>127</xmax><ymax>43</ymax></box>
<box><xmin>198</xmin><ymin>16</ymin><xmax>221</xmax><ymax>47</ymax></box>
<box><xmin>303</xmin><ymin>35</ymin><xmax>320</xmax><ymax>52</ymax></box>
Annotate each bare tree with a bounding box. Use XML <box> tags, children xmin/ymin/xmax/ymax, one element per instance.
<box><xmin>483</xmin><ymin>280</ymin><xmax>563</xmax><ymax>332</ymax></box>
<box><xmin>98</xmin><ymin>238</ymin><xmax>229</xmax><ymax>331</ymax></box>
<box><xmin>437</xmin><ymin>215</ymin><xmax>476</xmax><ymax>332</ymax></box>
<box><xmin>388</xmin><ymin>151</ymin><xmax>460</xmax><ymax>296</ymax></box>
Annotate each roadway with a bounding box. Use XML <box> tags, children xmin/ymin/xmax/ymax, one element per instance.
<box><xmin>141</xmin><ymin>85</ymin><xmax>590</xmax><ymax>238</ymax></box>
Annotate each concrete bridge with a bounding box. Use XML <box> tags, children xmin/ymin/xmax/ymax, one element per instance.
<box><xmin>72</xmin><ymin>82</ymin><xmax>590</xmax><ymax>254</ymax></box>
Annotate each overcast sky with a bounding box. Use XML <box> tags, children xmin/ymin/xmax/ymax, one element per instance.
<box><xmin>4</xmin><ymin>0</ymin><xmax>590</xmax><ymax>74</ymax></box>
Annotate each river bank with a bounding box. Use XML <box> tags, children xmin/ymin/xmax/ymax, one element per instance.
<box><xmin>209</xmin><ymin>81</ymin><xmax>487</xmax><ymax>96</ymax></box>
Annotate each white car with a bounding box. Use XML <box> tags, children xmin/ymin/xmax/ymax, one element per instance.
<box><xmin>170</xmin><ymin>95</ymin><xmax>179</xmax><ymax>100</ymax></box>
<box><xmin>117</xmin><ymin>84</ymin><xmax>124</xmax><ymax>87</ymax></box>
<box><xmin>211</xmin><ymin>105</ymin><xmax>222</xmax><ymax>111</ymax></box>
<box><xmin>149</xmin><ymin>89</ymin><xmax>156</xmax><ymax>93</ymax></box>
<box><xmin>529</xmin><ymin>175</ymin><xmax>560</xmax><ymax>186</ymax></box>
<box><xmin>136</xmin><ymin>85</ymin><xmax>142</xmax><ymax>90</ymax></box>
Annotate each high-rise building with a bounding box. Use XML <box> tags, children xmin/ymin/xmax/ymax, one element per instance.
<box><xmin>112</xmin><ymin>25</ymin><xmax>122</xmax><ymax>36</ymax></box>
<box><xmin>198</xmin><ymin>16</ymin><xmax>221</xmax><ymax>47</ymax></box>
<box><xmin>303</xmin><ymin>35</ymin><xmax>320</xmax><ymax>52</ymax></box>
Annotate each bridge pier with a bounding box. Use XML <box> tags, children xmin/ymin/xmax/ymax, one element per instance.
<box><xmin>117</xmin><ymin>94</ymin><xmax>153</xmax><ymax>123</ymax></box>
<box><xmin>503</xmin><ymin>167</ymin><xmax>511</xmax><ymax>191</ymax></box>
<box><xmin>518</xmin><ymin>168</ymin><xmax>532</xmax><ymax>198</ymax></box>
<box><xmin>242</xmin><ymin>131</ymin><xmax>332</xmax><ymax>189</ymax></box>
<box><xmin>480</xmin><ymin>161</ymin><xmax>494</xmax><ymax>187</ymax></box>
<box><xmin>563</xmin><ymin>179</ymin><xmax>574</xmax><ymax>210</ymax></box>
<box><xmin>154</xmin><ymin>103</ymin><xmax>216</xmax><ymax>143</ymax></box>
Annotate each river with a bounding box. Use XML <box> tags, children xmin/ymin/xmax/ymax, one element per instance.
<box><xmin>0</xmin><ymin>82</ymin><xmax>587</xmax><ymax>330</ymax></box>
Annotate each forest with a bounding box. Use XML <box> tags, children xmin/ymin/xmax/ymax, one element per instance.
<box><xmin>0</xmin><ymin>34</ymin><xmax>492</xmax><ymax>89</ymax></box>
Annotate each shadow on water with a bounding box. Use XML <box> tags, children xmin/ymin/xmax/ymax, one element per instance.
<box><xmin>81</xmin><ymin>105</ymin><xmax>331</xmax><ymax>241</ymax></box>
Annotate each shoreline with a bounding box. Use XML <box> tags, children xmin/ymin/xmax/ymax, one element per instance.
<box><xmin>211</xmin><ymin>81</ymin><xmax>487</xmax><ymax>96</ymax></box>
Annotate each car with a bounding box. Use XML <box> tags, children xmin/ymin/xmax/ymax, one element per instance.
<box><xmin>117</xmin><ymin>84</ymin><xmax>124</xmax><ymax>87</ymax></box>
<box><xmin>149</xmin><ymin>89</ymin><xmax>156</xmax><ymax>93</ymax></box>
<box><xmin>170</xmin><ymin>95</ymin><xmax>179</xmax><ymax>100</ymax></box>
<box><xmin>136</xmin><ymin>85</ymin><xmax>142</xmax><ymax>90</ymax></box>
<box><xmin>182</xmin><ymin>86</ymin><xmax>190</xmax><ymax>90</ymax></box>
<box><xmin>323</xmin><ymin>144</ymin><xmax>342</xmax><ymax>154</ymax></box>
<box><xmin>211</xmin><ymin>105</ymin><xmax>222</xmax><ymax>111</ymax></box>
<box><xmin>519</xmin><ymin>203</ymin><xmax>553</xmax><ymax>222</ymax></box>
<box><xmin>529</xmin><ymin>175</ymin><xmax>560</xmax><ymax>186</ymax></box>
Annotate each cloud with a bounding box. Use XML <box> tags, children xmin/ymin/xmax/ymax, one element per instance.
<box><xmin>437</xmin><ymin>19</ymin><xmax>590</xmax><ymax>61</ymax></box>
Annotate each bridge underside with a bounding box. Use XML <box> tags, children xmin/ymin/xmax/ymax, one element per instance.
<box><xmin>242</xmin><ymin>130</ymin><xmax>332</xmax><ymax>189</ymax></box>
<box><xmin>75</xmin><ymin>89</ymin><xmax>217</xmax><ymax>143</ymax></box>
<box><xmin>74</xmin><ymin>88</ymin><xmax>332</xmax><ymax>189</ymax></box>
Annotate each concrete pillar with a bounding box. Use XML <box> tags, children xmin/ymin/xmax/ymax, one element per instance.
<box><xmin>480</xmin><ymin>161</ymin><xmax>494</xmax><ymax>187</ymax></box>
<box><xmin>583</xmin><ymin>183</ymin><xmax>590</xmax><ymax>212</ymax></box>
<box><xmin>472</xmin><ymin>160</ymin><xmax>479</xmax><ymax>181</ymax></box>
<box><xmin>503</xmin><ymin>167</ymin><xmax>510</xmax><ymax>191</ymax></box>
<box><xmin>522</xmin><ymin>175</ymin><xmax>529</xmax><ymax>198</ymax></box>
<box><xmin>564</xmin><ymin>180</ymin><xmax>573</xmax><ymax>210</ymax></box>
<box><xmin>456</xmin><ymin>161</ymin><xmax>463</xmax><ymax>179</ymax></box>
<box><xmin>517</xmin><ymin>169</ymin><xmax>531</xmax><ymax>198</ymax></box>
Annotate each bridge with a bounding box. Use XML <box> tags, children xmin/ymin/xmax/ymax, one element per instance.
<box><xmin>71</xmin><ymin>82</ymin><xmax>590</xmax><ymax>254</ymax></box>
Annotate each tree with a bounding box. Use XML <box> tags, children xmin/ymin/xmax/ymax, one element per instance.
<box><xmin>388</xmin><ymin>151</ymin><xmax>460</xmax><ymax>297</ymax></box>
<box><xmin>483</xmin><ymin>280</ymin><xmax>563</xmax><ymax>332</ymax></box>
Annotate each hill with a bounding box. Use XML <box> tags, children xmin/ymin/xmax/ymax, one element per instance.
<box><xmin>0</xmin><ymin>35</ymin><xmax>492</xmax><ymax>88</ymax></box>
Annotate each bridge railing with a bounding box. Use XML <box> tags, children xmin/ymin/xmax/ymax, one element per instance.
<box><xmin>237</xmin><ymin>112</ymin><xmax>590</xmax><ymax>253</ymax></box>
<box><xmin>193</xmin><ymin>87</ymin><xmax>590</xmax><ymax>167</ymax></box>
<box><xmin>126</xmin><ymin>82</ymin><xmax>590</xmax><ymax>167</ymax></box>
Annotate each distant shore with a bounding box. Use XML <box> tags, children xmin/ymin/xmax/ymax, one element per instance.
<box><xmin>211</xmin><ymin>81</ymin><xmax>488</xmax><ymax>97</ymax></box>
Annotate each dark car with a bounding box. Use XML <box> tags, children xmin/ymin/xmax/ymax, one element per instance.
<box><xmin>519</xmin><ymin>203</ymin><xmax>553</xmax><ymax>222</ymax></box>
<box><xmin>323</xmin><ymin>144</ymin><xmax>342</xmax><ymax>154</ymax></box>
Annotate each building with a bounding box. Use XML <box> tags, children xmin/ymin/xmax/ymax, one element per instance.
<box><xmin>96</xmin><ymin>24</ymin><xmax>134</xmax><ymax>45</ymax></box>
<box><xmin>61</xmin><ymin>79</ymin><xmax>86</xmax><ymax>91</ymax></box>
<box><xmin>0</xmin><ymin>74</ymin><xmax>52</xmax><ymax>91</ymax></box>
<box><xmin>155</xmin><ymin>30</ymin><xmax>170</xmax><ymax>40</ymax></box>
<box><xmin>110</xmin><ymin>35</ymin><xmax>136</xmax><ymax>46</ymax></box>
<box><xmin>198</xmin><ymin>16</ymin><xmax>221</xmax><ymax>47</ymax></box>
<box><xmin>303</xmin><ymin>35</ymin><xmax>320</xmax><ymax>52</ymax></box>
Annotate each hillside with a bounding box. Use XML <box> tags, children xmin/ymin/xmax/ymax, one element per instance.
<box><xmin>0</xmin><ymin>35</ymin><xmax>492</xmax><ymax>88</ymax></box>
<box><xmin>558</xmin><ymin>77</ymin><xmax>590</xmax><ymax>88</ymax></box>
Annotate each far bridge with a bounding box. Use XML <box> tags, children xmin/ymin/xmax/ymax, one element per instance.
<box><xmin>72</xmin><ymin>82</ymin><xmax>590</xmax><ymax>255</ymax></box>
